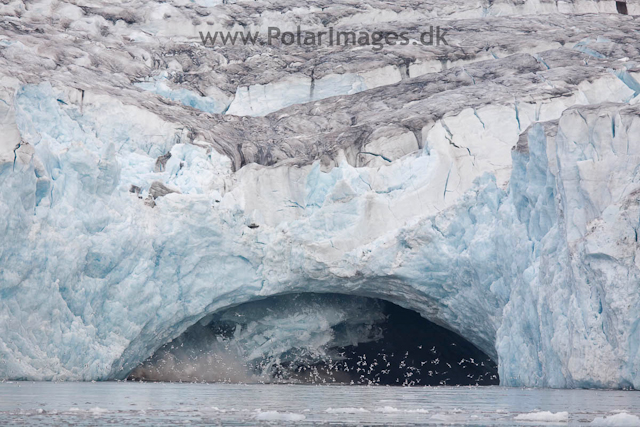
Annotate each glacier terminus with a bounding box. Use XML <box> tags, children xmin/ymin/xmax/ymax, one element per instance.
<box><xmin>1</xmin><ymin>0</ymin><xmax>640</xmax><ymax>393</ymax></box>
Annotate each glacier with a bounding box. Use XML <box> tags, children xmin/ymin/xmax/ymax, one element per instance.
<box><xmin>1</xmin><ymin>0</ymin><xmax>640</xmax><ymax>388</ymax></box>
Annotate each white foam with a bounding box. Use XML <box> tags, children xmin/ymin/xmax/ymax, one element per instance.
<box><xmin>89</xmin><ymin>407</ymin><xmax>108</xmax><ymax>415</ymax></box>
<box><xmin>375</xmin><ymin>406</ymin><xmax>400</xmax><ymax>413</ymax></box>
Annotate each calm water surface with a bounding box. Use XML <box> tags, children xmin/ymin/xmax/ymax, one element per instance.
<box><xmin>0</xmin><ymin>382</ymin><xmax>638</xmax><ymax>425</ymax></box>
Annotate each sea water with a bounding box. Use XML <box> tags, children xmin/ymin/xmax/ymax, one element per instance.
<box><xmin>0</xmin><ymin>382</ymin><xmax>638</xmax><ymax>425</ymax></box>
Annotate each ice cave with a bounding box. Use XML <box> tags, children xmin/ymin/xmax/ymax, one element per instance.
<box><xmin>127</xmin><ymin>293</ymin><xmax>499</xmax><ymax>386</ymax></box>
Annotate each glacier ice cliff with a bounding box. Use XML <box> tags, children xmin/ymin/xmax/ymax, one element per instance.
<box><xmin>1</xmin><ymin>0</ymin><xmax>640</xmax><ymax>388</ymax></box>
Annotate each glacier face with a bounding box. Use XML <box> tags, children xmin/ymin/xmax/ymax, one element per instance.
<box><xmin>1</xmin><ymin>0</ymin><xmax>640</xmax><ymax>388</ymax></box>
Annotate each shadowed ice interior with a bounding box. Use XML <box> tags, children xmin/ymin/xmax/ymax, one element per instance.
<box><xmin>128</xmin><ymin>293</ymin><xmax>498</xmax><ymax>386</ymax></box>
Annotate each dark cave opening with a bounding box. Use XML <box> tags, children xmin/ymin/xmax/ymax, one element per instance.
<box><xmin>129</xmin><ymin>293</ymin><xmax>499</xmax><ymax>386</ymax></box>
<box><xmin>617</xmin><ymin>1</ymin><xmax>628</xmax><ymax>14</ymax></box>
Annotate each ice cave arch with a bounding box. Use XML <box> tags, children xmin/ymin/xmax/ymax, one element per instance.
<box><xmin>124</xmin><ymin>292</ymin><xmax>499</xmax><ymax>386</ymax></box>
